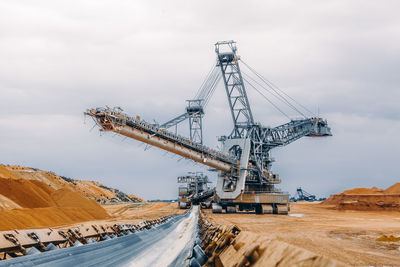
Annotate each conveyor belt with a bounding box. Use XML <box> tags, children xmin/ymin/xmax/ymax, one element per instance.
<box><xmin>85</xmin><ymin>107</ymin><xmax>237</xmax><ymax>172</ymax></box>
<box><xmin>0</xmin><ymin>208</ymin><xmax>199</xmax><ymax>267</ymax></box>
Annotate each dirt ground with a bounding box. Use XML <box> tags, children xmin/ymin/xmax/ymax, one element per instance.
<box><xmin>49</xmin><ymin>202</ymin><xmax>185</xmax><ymax>232</ymax></box>
<box><xmin>4</xmin><ymin>199</ymin><xmax>397</xmax><ymax>265</ymax></box>
<box><xmin>203</xmin><ymin>202</ymin><xmax>400</xmax><ymax>266</ymax></box>
<box><xmin>102</xmin><ymin>202</ymin><xmax>186</xmax><ymax>223</ymax></box>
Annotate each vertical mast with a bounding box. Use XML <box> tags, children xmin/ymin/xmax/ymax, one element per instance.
<box><xmin>215</xmin><ymin>41</ymin><xmax>254</xmax><ymax>138</ymax></box>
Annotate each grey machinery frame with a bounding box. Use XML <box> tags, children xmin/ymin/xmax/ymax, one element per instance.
<box><xmin>213</xmin><ymin>41</ymin><xmax>331</xmax><ymax>214</ymax></box>
<box><xmin>86</xmin><ymin>40</ymin><xmax>331</xmax><ymax>215</ymax></box>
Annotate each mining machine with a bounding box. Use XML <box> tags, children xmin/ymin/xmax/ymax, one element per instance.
<box><xmin>85</xmin><ymin>40</ymin><xmax>331</xmax><ymax>214</ymax></box>
<box><xmin>159</xmin><ymin>68</ymin><xmax>221</xmax><ymax>208</ymax></box>
<box><xmin>177</xmin><ymin>173</ymin><xmax>214</xmax><ymax>209</ymax></box>
<box><xmin>291</xmin><ymin>187</ymin><xmax>317</xmax><ymax>202</ymax></box>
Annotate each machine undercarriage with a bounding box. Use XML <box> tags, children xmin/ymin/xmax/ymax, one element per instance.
<box><xmin>177</xmin><ymin>173</ymin><xmax>214</xmax><ymax>209</ymax></box>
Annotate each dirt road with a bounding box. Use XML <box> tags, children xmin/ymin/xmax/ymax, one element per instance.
<box><xmin>203</xmin><ymin>202</ymin><xmax>400</xmax><ymax>266</ymax></box>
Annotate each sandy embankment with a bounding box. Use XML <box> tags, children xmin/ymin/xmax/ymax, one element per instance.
<box><xmin>0</xmin><ymin>164</ymin><xmax>183</xmax><ymax>231</ymax></box>
<box><xmin>323</xmin><ymin>183</ymin><xmax>400</xmax><ymax>210</ymax></box>
<box><xmin>0</xmin><ymin>165</ymin><xmax>109</xmax><ymax>230</ymax></box>
<box><xmin>0</xmin><ymin>178</ymin><xmax>109</xmax><ymax>230</ymax></box>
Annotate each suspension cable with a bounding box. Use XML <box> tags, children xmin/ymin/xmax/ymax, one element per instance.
<box><xmin>242</xmin><ymin>76</ymin><xmax>291</xmax><ymax>120</ymax></box>
<box><xmin>194</xmin><ymin>63</ymin><xmax>217</xmax><ymax>100</ymax></box>
<box><xmin>241</xmin><ymin>60</ymin><xmax>316</xmax><ymax>116</ymax></box>
<box><xmin>242</xmin><ymin>70</ymin><xmax>307</xmax><ymax>118</ymax></box>
<box><xmin>193</xmin><ymin>64</ymin><xmax>221</xmax><ymax>109</ymax></box>
<box><xmin>203</xmin><ymin>71</ymin><xmax>221</xmax><ymax>107</ymax></box>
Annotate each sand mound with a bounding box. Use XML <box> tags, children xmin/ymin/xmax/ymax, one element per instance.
<box><xmin>0</xmin><ymin>194</ymin><xmax>22</xmax><ymax>210</ymax></box>
<box><xmin>0</xmin><ymin>178</ymin><xmax>57</xmax><ymax>208</ymax></box>
<box><xmin>385</xmin><ymin>183</ymin><xmax>400</xmax><ymax>194</ymax></box>
<box><xmin>322</xmin><ymin>182</ymin><xmax>400</xmax><ymax>211</ymax></box>
<box><xmin>0</xmin><ymin>164</ymin><xmax>21</xmax><ymax>180</ymax></box>
<box><xmin>342</xmin><ymin>186</ymin><xmax>384</xmax><ymax>195</ymax></box>
<box><xmin>6</xmin><ymin>165</ymin><xmax>143</xmax><ymax>204</ymax></box>
<box><xmin>0</xmin><ymin>163</ymin><xmax>148</xmax><ymax>230</ymax></box>
<box><xmin>129</xmin><ymin>194</ymin><xmax>146</xmax><ymax>203</ymax></box>
<box><xmin>0</xmin><ymin>184</ymin><xmax>109</xmax><ymax>230</ymax></box>
<box><xmin>51</xmin><ymin>188</ymin><xmax>109</xmax><ymax>219</ymax></box>
<box><xmin>0</xmin><ymin>207</ymin><xmax>107</xmax><ymax>231</ymax></box>
<box><xmin>0</xmin><ymin>176</ymin><xmax>109</xmax><ymax>230</ymax></box>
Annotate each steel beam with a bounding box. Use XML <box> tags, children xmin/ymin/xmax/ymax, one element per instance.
<box><xmin>114</xmin><ymin>124</ymin><xmax>231</xmax><ymax>172</ymax></box>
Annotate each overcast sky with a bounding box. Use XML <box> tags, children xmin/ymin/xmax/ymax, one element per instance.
<box><xmin>1</xmin><ymin>0</ymin><xmax>399</xmax><ymax>199</ymax></box>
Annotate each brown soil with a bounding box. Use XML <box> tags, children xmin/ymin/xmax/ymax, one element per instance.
<box><xmin>0</xmin><ymin>194</ymin><xmax>21</xmax><ymax>210</ymax></box>
<box><xmin>0</xmin><ymin>178</ymin><xmax>57</xmax><ymax>208</ymax></box>
<box><xmin>51</xmin><ymin>188</ymin><xmax>109</xmax><ymax>219</ymax></box>
<box><xmin>342</xmin><ymin>186</ymin><xmax>384</xmax><ymax>194</ymax></box>
<box><xmin>218</xmin><ymin>231</ymin><xmax>346</xmax><ymax>267</ymax></box>
<box><xmin>204</xmin><ymin>203</ymin><xmax>400</xmax><ymax>266</ymax></box>
<box><xmin>51</xmin><ymin>202</ymin><xmax>185</xmax><ymax>231</ymax></box>
<box><xmin>102</xmin><ymin>202</ymin><xmax>185</xmax><ymax>224</ymax></box>
<box><xmin>385</xmin><ymin>182</ymin><xmax>400</xmax><ymax>194</ymax></box>
<box><xmin>129</xmin><ymin>194</ymin><xmax>146</xmax><ymax>203</ymax></box>
<box><xmin>4</xmin><ymin>164</ymin><xmax>143</xmax><ymax>204</ymax></box>
<box><xmin>376</xmin><ymin>234</ymin><xmax>400</xmax><ymax>242</ymax></box>
<box><xmin>323</xmin><ymin>183</ymin><xmax>400</xmax><ymax>211</ymax></box>
<box><xmin>322</xmin><ymin>193</ymin><xmax>400</xmax><ymax>211</ymax></box>
<box><xmin>0</xmin><ymin>207</ymin><xmax>108</xmax><ymax>230</ymax></box>
<box><xmin>0</xmin><ymin>165</ymin><xmax>21</xmax><ymax>180</ymax></box>
<box><xmin>0</xmin><ymin>164</ymin><xmax>110</xmax><ymax>231</ymax></box>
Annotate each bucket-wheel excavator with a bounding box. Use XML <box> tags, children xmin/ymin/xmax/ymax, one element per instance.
<box><xmin>85</xmin><ymin>40</ymin><xmax>331</xmax><ymax>214</ymax></box>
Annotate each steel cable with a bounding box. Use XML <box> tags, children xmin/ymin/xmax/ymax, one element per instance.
<box><xmin>241</xmin><ymin>60</ymin><xmax>316</xmax><ymax>116</ymax></box>
<box><xmin>241</xmin><ymin>70</ymin><xmax>307</xmax><ymax>118</ymax></box>
<box><xmin>242</xmin><ymin>76</ymin><xmax>291</xmax><ymax>120</ymax></box>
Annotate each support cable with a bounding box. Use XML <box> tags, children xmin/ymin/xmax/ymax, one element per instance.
<box><xmin>242</xmin><ymin>76</ymin><xmax>291</xmax><ymax>120</ymax></box>
<box><xmin>196</xmin><ymin>64</ymin><xmax>219</xmax><ymax>101</ymax></box>
<box><xmin>241</xmin><ymin>70</ymin><xmax>306</xmax><ymax>118</ymax></box>
<box><xmin>194</xmin><ymin>63</ymin><xmax>216</xmax><ymax>100</ymax></box>
<box><xmin>203</xmin><ymin>71</ymin><xmax>221</xmax><ymax>107</ymax></box>
<box><xmin>241</xmin><ymin>60</ymin><xmax>316</xmax><ymax>116</ymax></box>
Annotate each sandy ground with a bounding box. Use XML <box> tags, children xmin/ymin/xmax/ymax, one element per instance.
<box><xmin>53</xmin><ymin>202</ymin><xmax>185</xmax><ymax>230</ymax></box>
<box><xmin>203</xmin><ymin>202</ymin><xmax>400</xmax><ymax>266</ymax></box>
<box><xmin>103</xmin><ymin>202</ymin><xmax>186</xmax><ymax>223</ymax></box>
<box><xmin>11</xmin><ymin>200</ymin><xmax>398</xmax><ymax>265</ymax></box>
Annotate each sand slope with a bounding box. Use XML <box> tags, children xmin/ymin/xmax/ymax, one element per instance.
<box><xmin>4</xmin><ymin>164</ymin><xmax>144</xmax><ymax>204</ymax></box>
<box><xmin>322</xmin><ymin>183</ymin><xmax>400</xmax><ymax>211</ymax></box>
<box><xmin>385</xmin><ymin>182</ymin><xmax>400</xmax><ymax>194</ymax></box>
<box><xmin>0</xmin><ymin>194</ymin><xmax>21</xmax><ymax>210</ymax></box>
<box><xmin>0</xmin><ymin>178</ymin><xmax>57</xmax><ymax>208</ymax></box>
<box><xmin>0</xmin><ymin>165</ymin><xmax>110</xmax><ymax>231</ymax></box>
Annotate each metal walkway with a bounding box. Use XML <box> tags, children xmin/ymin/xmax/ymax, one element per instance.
<box><xmin>85</xmin><ymin>107</ymin><xmax>237</xmax><ymax>172</ymax></box>
<box><xmin>0</xmin><ymin>208</ymin><xmax>199</xmax><ymax>267</ymax></box>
